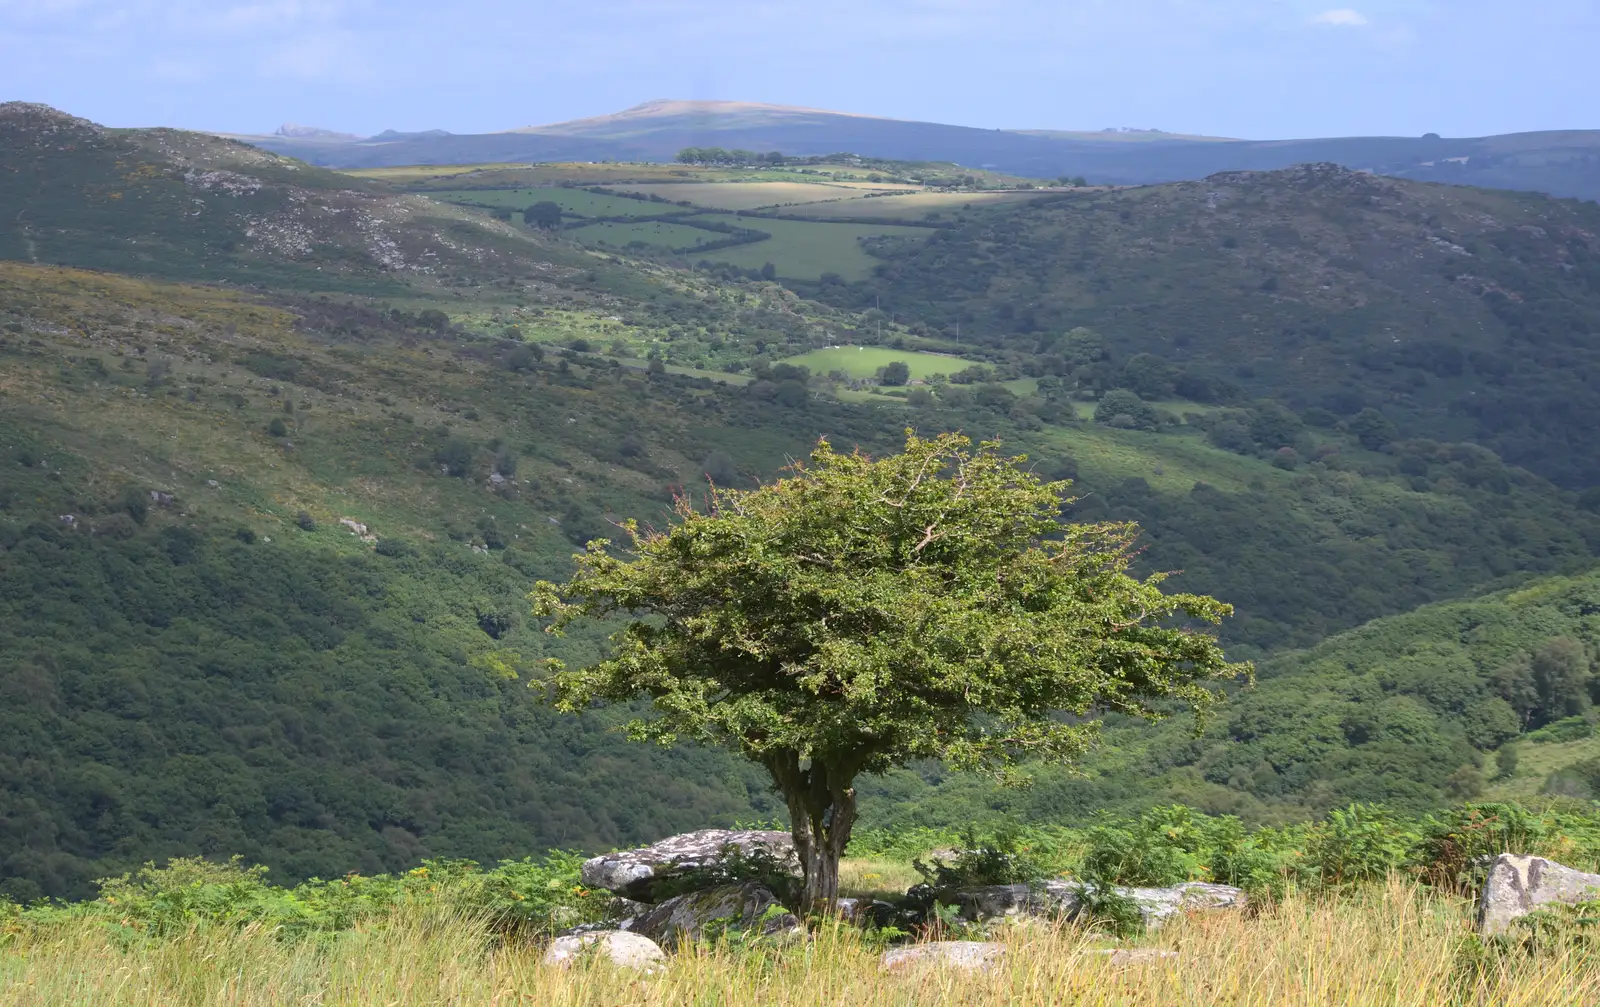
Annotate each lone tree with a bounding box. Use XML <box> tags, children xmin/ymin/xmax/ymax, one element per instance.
<box><xmin>877</xmin><ymin>360</ymin><xmax>911</xmax><ymax>386</ymax></box>
<box><xmin>523</xmin><ymin>201</ymin><xmax>564</xmax><ymax>229</ymax></box>
<box><xmin>531</xmin><ymin>432</ymin><xmax>1245</xmax><ymax>910</ymax></box>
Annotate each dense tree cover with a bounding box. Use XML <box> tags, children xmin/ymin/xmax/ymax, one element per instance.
<box><xmin>534</xmin><ymin>433</ymin><xmax>1242</xmax><ymax>906</ymax></box>
<box><xmin>854</xmin><ymin>568</ymin><xmax>1600</xmax><ymax>831</ymax></box>
<box><xmin>0</xmin><ymin>521</ymin><xmax>779</xmax><ymax>903</ymax></box>
<box><xmin>811</xmin><ymin>164</ymin><xmax>1600</xmax><ymax>488</ymax></box>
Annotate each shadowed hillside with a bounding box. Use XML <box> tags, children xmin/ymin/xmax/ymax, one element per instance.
<box><xmin>820</xmin><ymin>163</ymin><xmax>1600</xmax><ymax>488</ymax></box>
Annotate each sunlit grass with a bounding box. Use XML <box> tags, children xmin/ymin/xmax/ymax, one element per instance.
<box><xmin>3</xmin><ymin>880</ymin><xmax>1595</xmax><ymax>1006</ymax></box>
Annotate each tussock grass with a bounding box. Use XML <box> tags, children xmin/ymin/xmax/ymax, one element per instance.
<box><xmin>4</xmin><ymin>881</ymin><xmax>1596</xmax><ymax>1005</ymax></box>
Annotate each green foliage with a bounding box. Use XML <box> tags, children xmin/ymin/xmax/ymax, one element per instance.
<box><xmin>818</xmin><ymin>166</ymin><xmax>1600</xmax><ymax>488</ymax></box>
<box><xmin>13</xmin><ymin>851</ymin><xmax>607</xmax><ymax>944</ymax></box>
<box><xmin>1081</xmin><ymin>805</ymin><xmax>1254</xmax><ymax>887</ymax></box>
<box><xmin>523</xmin><ymin>202</ymin><xmax>564</xmax><ymax>229</ymax></box>
<box><xmin>0</xmin><ymin>522</ymin><xmax>771</xmax><ymax>901</ymax></box>
<box><xmin>911</xmin><ymin>829</ymin><xmax>1048</xmax><ymax>891</ymax></box>
<box><xmin>647</xmin><ymin>845</ymin><xmax>804</xmax><ymax>909</ymax></box>
<box><xmin>876</xmin><ymin>360</ymin><xmax>911</xmax><ymax>386</ymax></box>
<box><xmin>1497</xmin><ymin>744</ymin><xmax>1521</xmax><ymax>780</ymax></box>
<box><xmin>1068</xmin><ymin>881</ymin><xmax>1148</xmax><ymax>939</ymax></box>
<box><xmin>1094</xmin><ymin>389</ymin><xmax>1160</xmax><ymax>431</ymax></box>
<box><xmin>535</xmin><ymin>431</ymin><xmax>1245</xmax><ymax>905</ymax></box>
<box><xmin>1506</xmin><ymin>899</ymin><xmax>1600</xmax><ymax>958</ymax></box>
<box><xmin>1528</xmin><ymin>716</ymin><xmax>1595</xmax><ymax>745</ymax></box>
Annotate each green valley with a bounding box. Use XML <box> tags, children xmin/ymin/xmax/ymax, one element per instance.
<box><xmin>2</xmin><ymin>101</ymin><xmax>1600</xmax><ymax>912</ymax></box>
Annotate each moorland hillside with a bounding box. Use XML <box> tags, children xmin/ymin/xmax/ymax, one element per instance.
<box><xmin>819</xmin><ymin>163</ymin><xmax>1600</xmax><ymax>488</ymax></box>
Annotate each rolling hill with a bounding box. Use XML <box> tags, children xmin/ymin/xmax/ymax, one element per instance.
<box><xmin>230</xmin><ymin>99</ymin><xmax>1600</xmax><ymax>201</ymax></box>
<box><xmin>819</xmin><ymin>162</ymin><xmax>1600</xmax><ymax>489</ymax></box>
<box><xmin>3</xmin><ymin>104</ymin><xmax>1600</xmax><ymax>901</ymax></box>
<box><xmin>861</xmin><ymin>567</ymin><xmax>1600</xmax><ymax>829</ymax></box>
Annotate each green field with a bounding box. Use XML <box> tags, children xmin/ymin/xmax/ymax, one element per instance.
<box><xmin>691</xmin><ymin>214</ymin><xmax>932</xmax><ymax>280</ymax></box>
<box><xmin>612</xmin><ymin>180</ymin><xmax>893</xmax><ymax>211</ymax></box>
<box><xmin>567</xmin><ymin>219</ymin><xmax>717</xmax><ymax>249</ymax></box>
<box><xmin>342</xmin><ymin>163</ymin><xmax>531</xmax><ymax>182</ymax></box>
<box><xmin>781</xmin><ymin>189</ymin><xmax>1052</xmax><ymax>221</ymax></box>
<box><xmin>426</xmin><ymin>187</ymin><xmax>690</xmax><ymax>219</ymax></box>
<box><xmin>778</xmin><ymin>345</ymin><xmax>975</xmax><ymax>379</ymax></box>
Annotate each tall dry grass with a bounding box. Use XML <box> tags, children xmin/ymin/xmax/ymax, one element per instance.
<box><xmin>3</xmin><ymin>879</ymin><xmax>1597</xmax><ymax>1006</ymax></box>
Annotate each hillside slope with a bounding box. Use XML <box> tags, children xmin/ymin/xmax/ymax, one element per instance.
<box><xmin>0</xmin><ymin>102</ymin><xmax>599</xmax><ymax>295</ymax></box>
<box><xmin>829</xmin><ymin>163</ymin><xmax>1600</xmax><ymax>488</ymax></box>
<box><xmin>3</xmin><ymin>107</ymin><xmax>1600</xmax><ymax>900</ymax></box>
<box><xmin>859</xmin><ymin>566</ymin><xmax>1600</xmax><ymax>830</ymax></box>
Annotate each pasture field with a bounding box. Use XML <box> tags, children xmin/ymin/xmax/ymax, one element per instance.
<box><xmin>341</xmin><ymin>163</ymin><xmax>531</xmax><ymax>183</ymax></box>
<box><xmin>781</xmin><ymin>189</ymin><xmax>1054</xmax><ymax>221</ymax></box>
<box><xmin>691</xmin><ymin>214</ymin><xmax>932</xmax><ymax>280</ymax></box>
<box><xmin>391</xmin><ymin>163</ymin><xmax>818</xmax><ymax>190</ymax></box>
<box><xmin>426</xmin><ymin>187</ymin><xmax>689</xmax><ymax>218</ymax></box>
<box><xmin>779</xmin><ymin>345</ymin><xmax>975</xmax><ymax>380</ymax></box>
<box><xmin>610</xmin><ymin>180</ymin><xmax>898</xmax><ymax>211</ymax></box>
<box><xmin>568</xmin><ymin>219</ymin><xmax>719</xmax><ymax>249</ymax></box>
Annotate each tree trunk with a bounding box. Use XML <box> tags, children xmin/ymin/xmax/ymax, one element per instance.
<box><xmin>764</xmin><ymin>750</ymin><xmax>860</xmax><ymax>914</ymax></box>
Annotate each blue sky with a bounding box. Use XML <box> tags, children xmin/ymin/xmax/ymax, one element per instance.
<box><xmin>2</xmin><ymin>0</ymin><xmax>1594</xmax><ymax>139</ymax></box>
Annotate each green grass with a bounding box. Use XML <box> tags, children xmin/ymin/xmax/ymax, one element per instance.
<box><xmin>1485</xmin><ymin>734</ymin><xmax>1600</xmax><ymax>802</ymax></box>
<box><xmin>341</xmin><ymin>163</ymin><xmax>533</xmax><ymax>182</ymax></box>
<box><xmin>568</xmin><ymin>219</ymin><xmax>720</xmax><ymax>250</ymax></box>
<box><xmin>778</xmin><ymin>346</ymin><xmax>978</xmax><ymax>380</ymax></box>
<box><xmin>610</xmin><ymin>181</ymin><xmax>886</xmax><ymax>211</ymax></box>
<box><xmin>6</xmin><ymin>883</ymin><xmax>1599</xmax><ymax>1004</ymax></box>
<box><xmin>427</xmin><ymin>188</ymin><xmax>693</xmax><ymax>218</ymax></box>
<box><xmin>781</xmin><ymin>190</ymin><xmax>1052</xmax><ymax>221</ymax></box>
<box><xmin>691</xmin><ymin>215</ymin><xmax>933</xmax><ymax>280</ymax></box>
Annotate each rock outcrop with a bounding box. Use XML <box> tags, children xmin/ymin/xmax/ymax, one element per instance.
<box><xmin>620</xmin><ymin>882</ymin><xmax>801</xmax><ymax>945</ymax></box>
<box><xmin>1478</xmin><ymin>853</ymin><xmax>1600</xmax><ymax>937</ymax></box>
<box><xmin>581</xmin><ymin>829</ymin><xmax>797</xmax><ymax>901</ymax></box>
<box><xmin>954</xmin><ymin>880</ymin><xmax>1246</xmax><ymax>929</ymax></box>
<box><xmin>542</xmin><ymin>930</ymin><xmax>665</xmax><ymax>970</ymax></box>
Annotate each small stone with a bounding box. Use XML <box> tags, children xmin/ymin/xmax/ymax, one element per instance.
<box><xmin>542</xmin><ymin>930</ymin><xmax>664</xmax><ymax>970</ymax></box>
<box><xmin>881</xmin><ymin>941</ymin><xmax>1004</xmax><ymax>973</ymax></box>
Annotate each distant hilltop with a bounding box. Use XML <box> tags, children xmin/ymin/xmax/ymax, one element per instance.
<box><xmin>273</xmin><ymin>123</ymin><xmax>359</xmax><ymax>141</ymax></box>
<box><xmin>219</xmin><ymin>99</ymin><xmax>1600</xmax><ymax>201</ymax></box>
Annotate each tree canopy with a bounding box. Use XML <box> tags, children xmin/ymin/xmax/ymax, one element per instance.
<box><xmin>532</xmin><ymin>432</ymin><xmax>1247</xmax><ymax>908</ymax></box>
<box><xmin>523</xmin><ymin>202</ymin><xmax>563</xmax><ymax>229</ymax></box>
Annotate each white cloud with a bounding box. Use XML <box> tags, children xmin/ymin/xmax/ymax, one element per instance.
<box><xmin>1311</xmin><ymin>8</ymin><xmax>1369</xmax><ymax>26</ymax></box>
